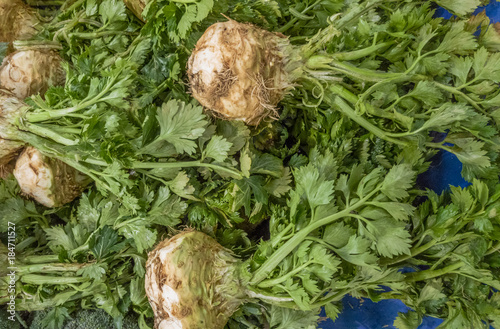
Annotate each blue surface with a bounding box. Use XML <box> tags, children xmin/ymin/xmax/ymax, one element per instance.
<box><xmin>417</xmin><ymin>142</ymin><xmax>471</xmax><ymax>193</ymax></box>
<box><xmin>435</xmin><ymin>0</ymin><xmax>500</xmax><ymax>20</ymax></box>
<box><xmin>320</xmin><ymin>148</ymin><xmax>467</xmax><ymax>329</ymax></box>
<box><xmin>320</xmin><ymin>4</ymin><xmax>500</xmax><ymax>329</ymax></box>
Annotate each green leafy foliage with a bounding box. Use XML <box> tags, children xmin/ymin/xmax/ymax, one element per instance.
<box><xmin>140</xmin><ymin>100</ymin><xmax>207</xmax><ymax>156</ymax></box>
<box><xmin>248</xmin><ymin>158</ymin><xmax>418</xmax><ymax>311</ymax></box>
<box><xmin>434</xmin><ymin>0</ymin><xmax>481</xmax><ymax>16</ymax></box>
<box><xmin>268</xmin><ymin>306</ymin><xmax>319</xmax><ymax>329</ymax></box>
<box><xmin>393</xmin><ymin>310</ymin><xmax>421</xmax><ymax>329</ymax></box>
<box><xmin>317</xmin><ymin>3</ymin><xmax>499</xmax><ymax>182</ymax></box>
<box><xmin>41</xmin><ymin>307</ymin><xmax>71</xmax><ymax>329</ymax></box>
<box><xmin>0</xmin><ymin>177</ymin><xmax>40</xmax><ymax>232</ymax></box>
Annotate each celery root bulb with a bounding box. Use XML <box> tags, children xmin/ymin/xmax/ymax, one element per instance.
<box><xmin>14</xmin><ymin>147</ymin><xmax>90</xmax><ymax>207</ymax></box>
<box><xmin>0</xmin><ymin>93</ymin><xmax>24</xmax><ymax>166</ymax></box>
<box><xmin>187</xmin><ymin>20</ymin><xmax>296</xmax><ymax>125</ymax></box>
<box><xmin>145</xmin><ymin>230</ymin><xmax>248</xmax><ymax>329</ymax></box>
<box><xmin>0</xmin><ymin>139</ymin><xmax>22</xmax><ymax>178</ymax></box>
<box><xmin>0</xmin><ymin>0</ymin><xmax>39</xmax><ymax>43</ymax></box>
<box><xmin>0</xmin><ymin>49</ymin><xmax>65</xmax><ymax>99</ymax></box>
<box><xmin>0</xmin><ymin>92</ymin><xmax>26</xmax><ymax>176</ymax></box>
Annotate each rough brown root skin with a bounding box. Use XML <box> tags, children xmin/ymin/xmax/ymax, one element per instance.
<box><xmin>0</xmin><ymin>140</ymin><xmax>22</xmax><ymax>178</ymax></box>
<box><xmin>0</xmin><ymin>161</ymin><xmax>16</xmax><ymax>179</ymax></box>
<box><xmin>145</xmin><ymin>230</ymin><xmax>248</xmax><ymax>329</ymax></box>
<box><xmin>0</xmin><ymin>91</ymin><xmax>26</xmax><ymax>177</ymax></box>
<box><xmin>0</xmin><ymin>134</ymin><xmax>23</xmax><ymax>163</ymax></box>
<box><xmin>187</xmin><ymin>20</ymin><xmax>296</xmax><ymax>125</ymax></box>
<box><xmin>0</xmin><ymin>49</ymin><xmax>65</xmax><ymax>100</ymax></box>
<box><xmin>123</xmin><ymin>0</ymin><xmax>148</xmax><ymax>22</ymax></box>
<box><xmin>13</xmin><ymin>147</ymin><xmax>90</xmax><ymax>207</ymax></box>
<box><xmin>0</xmin><ymin>0</ymin><xmax>39</xmax><ymax>43</ymax></box>
<box><xmin>0</xmin><ymin>91</ymin><xmax>27</xmax><ymax>140</ymax></box>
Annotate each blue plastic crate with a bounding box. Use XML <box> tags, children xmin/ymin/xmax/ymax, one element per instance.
<box><xmin>320</xmin><ymin>3</ymin><xmax>500</xmax><ymax>328</ymax></box>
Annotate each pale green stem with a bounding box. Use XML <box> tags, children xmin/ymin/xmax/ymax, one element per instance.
<box><xmin>325</xmin><ymin>91</ymin><xmax>408</xmax><ymax>146</ymax></box>
<box><xmin>329</xmin><ymin>41</ymin><xmax>395</xmax><ymax>61</ymax></box>
<box><xmin>21</xmin><ymin>274</ymin><xmax>88</xmax><ymax>285</ymax></box>
<box><xmin>20</xmin><ymin>122</ymin><xmax>77</xmax><ymax>146</ymax></box>
<box><xmin>245</xmin><ymin>289</ymin><xmax>294</xmax><ymax>302</ymax></box>
<box><xmin>23</xmin><ymin>255</ymin><xmax>60</xmax><ymax>264</ymax></box>
<box><xmin>404</xmin><ymin>261</ymin><xmax>464</xmax><ymax>282</ymax></box>
<box><xmin>435</xmin><ymin>82</ymin><xmax>488</xmax><ymax>116</ymax></box>
<box><xmin>17</xmin><ymin>263</ymin><xmax>87</xmax><ymax>274</ymax></box>
<box><xmin>132</xmin><ymin>161</ymin><xmax>243</xmax><ymax>179</ymax></box>
<box><xmin>250</xmin><ymin>185</ymin><xmax>382</xmax><ymax>285</ymax></box>
<box><xmin>278</xmin><ymin>0</ymin><xmax>322</xmax><ymax>33</ymax></box>
<box><xmin>257</xmin><ymin>260</ymin><xmax>314</xmax><ymax>288</ymax></box>
<box><xmin>486</xmin><ymin>242</ymin><xmax>500</xmax><ymax>256</ymax></box>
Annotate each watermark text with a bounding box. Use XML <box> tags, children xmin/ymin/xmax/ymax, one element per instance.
<box><xmin>6</xmin><ymin>222</ymin><xmax>16</xmax><ymax>321</ymax></box>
